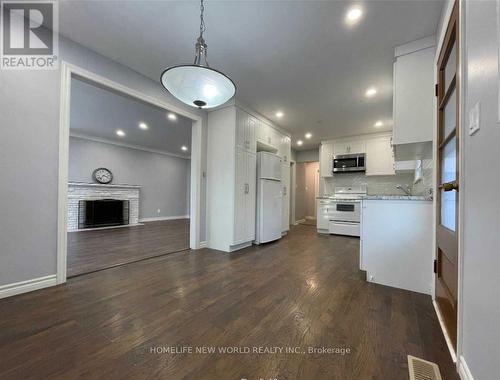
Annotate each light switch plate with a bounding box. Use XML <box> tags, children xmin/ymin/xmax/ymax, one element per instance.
<box><xmin>469</xmin><ymin>102</ymin><xmax>480</xmax><ymax>136</ymax></box>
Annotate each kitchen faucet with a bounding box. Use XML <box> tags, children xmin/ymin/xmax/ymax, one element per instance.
<box><xmin>396</xmin><ymin>184</ymin><xmax>412</xmax><ymax>196</ymax></box>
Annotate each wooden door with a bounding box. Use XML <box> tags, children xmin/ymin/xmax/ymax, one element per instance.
<box><xmin>435</xmin><ymin>0</ymin><xmax>459</xmax><ymax>350</ymax></box>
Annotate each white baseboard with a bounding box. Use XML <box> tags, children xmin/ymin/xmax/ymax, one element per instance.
<box><xmin>139</xmin><ymin>215</ymin><xmax>189</xmax><ymax>222</ymax></box>
<box><xmin>458</xmin><ymin>355</ymin><xmax>473</xmax><ymax>380</ymax></box>
<box><xmin>198</xmin><ymin>241</ymin><xmax>208</xmax><ymax>249</ymax></box>
<box><xmin>432</xmin><ymin>300</ymin><xmax>457</xmax><ymax>363</ymax></box>
<box><xmin>295</xmin><ymin>219</ymin><xmax>306</xmax><ymax>224</ymax></box>
<box><xmin>0</xmin><ymin>275</ymin><xmax>57</xmax><ymax>299</ymax></box>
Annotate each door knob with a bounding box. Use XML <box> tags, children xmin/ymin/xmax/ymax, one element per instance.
<box><xmin>442</xmin><ymin>181</ymin><xmax>458</xmax><ymax>191</ymax></box>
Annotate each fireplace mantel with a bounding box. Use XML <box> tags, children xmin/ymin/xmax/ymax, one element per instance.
<box><xmin>68</xmin><ymin>182</ymin><xmax>141</xmax><ymax>189</ymax></box>
<box><xmin>67</xmin><ymin>182</ymin><xmax>140</xmax><ymax>231</ymax></box>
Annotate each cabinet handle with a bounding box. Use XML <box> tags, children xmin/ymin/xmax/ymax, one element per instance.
<box><xmin>283</xmin><ymin>186</ymin><xmax>287</xmax><ymax>195</ymax></box>
<box><xmin>244</xmin><ymin>183</ymin><xmax>249</xmax><ymax>194</ymax></box>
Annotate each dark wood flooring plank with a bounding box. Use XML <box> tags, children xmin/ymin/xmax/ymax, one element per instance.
<box><xmin>0</xmin><ymin>225</ymin><xmax>458</xmax><ymax>379</ymax></box>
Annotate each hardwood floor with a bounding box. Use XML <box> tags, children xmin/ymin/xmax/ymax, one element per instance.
<box><xmin>0</xmin><ymin>225</ymin><xmax>458</xmax><ymax>379</ymax></box>
<box><xmin>67</xmin><ymin>219</ymin><xmax>190</xmax><ymax>277</ymax></box>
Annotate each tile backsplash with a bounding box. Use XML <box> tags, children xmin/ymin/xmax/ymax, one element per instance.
<box><xmin>321</xmin><ymin>159</ymin><xmax>433</xmax><ymax>196</ymax></box>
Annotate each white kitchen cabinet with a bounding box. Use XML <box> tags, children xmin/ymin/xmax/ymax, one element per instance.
<box><xmin>361</xmin><ymin>199</ymin><xmax>433</xmax><ymax>294</ymax></box>
<box><xmin>393</xmin><ymin>37</ymin><xmax>435</xmax><ymax>146</ymax></box>
<box><xmin>317</xmin><ymin>200</ymin><xmax>333</xmax><ymax>232</ymax></box>
<box><xmin>333</xmin><ymin>141</ymin><xmax>365</xmax><ymax>156</ymax></box>
<box><xmin>281</xmin><ymin>162</ymin><xmax>290</xmax><ymax>233</ymax></box>
<box><xmin>319</xmin><ymin>142</ymin><xmax>334</xmax><ymax>177</ymax></box>
<box><xmin>257</xmin><ymin>121</ymin><xmax>278</xmax><ymax>149</ymax></box>
<box><xmin>279</xmin><ymin>136</ymin><xmax>291</xmax><ymax>163</ymax></box>
<box><xmin>236</xmin><ymin>109</ymin><xmax>256</xmax><ymax>153</ymax></box>
<box><xmin>207</xmin><ymin>106</ymin><xmax>257</xmax><ymax>252</ymax></box>
<box><xmin>234</xmin><ymin>149</ymin><xmax>256</xmax><ymax>244</ymax></box>
<box><xmin>365</xmin><ymin>136</ymin><xmax>395</xmax><ymax>176</ymax></box>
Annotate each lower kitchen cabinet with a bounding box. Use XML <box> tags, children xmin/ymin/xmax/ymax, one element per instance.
<box><xmin>317</xmin><ymin>200</ymin><xmax>333</xmax><ymax>233</ymax></box>
<box><xmin>361</xmin><ymin>199</ymin><xmax>433</xmax><ymax>294</ymax></box>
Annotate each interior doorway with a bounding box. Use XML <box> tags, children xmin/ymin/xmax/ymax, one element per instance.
<box><xmin>435</xmin><ymin>0</ymin><xmax>459</xmax><ymax>352</ymax></box>
<box><xmin>57</xmin><ymin>62</ymin><xmax>203</xmax><ymax>283</ymax></box>
<box><xmin>295</xmin><ymin>161</ymin><xmax>320</xmax><ymax>226</ymax></box>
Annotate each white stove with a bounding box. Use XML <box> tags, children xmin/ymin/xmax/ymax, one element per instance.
<box><xmin>326</xmin><ymin>186</ymin><xmax>366</xmax><ymax>237</ymax></box>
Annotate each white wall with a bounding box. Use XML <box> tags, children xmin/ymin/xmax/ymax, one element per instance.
<box><xmin>459</xmin><ymin>1</ymin><xmax>500</xmax><ymax>378</ymax></box>
<box><xmin>0</xmin><ymin>35</ymin><xmax>207</xmax><ymax>287</ymax></box>
<box><xmin>69</xmin><ymin>137</ymin><xmax>190</xmax><ymax>219</ymax></box>
<box><xmin>296</xmin><ymin>149</ymin><xmax>319</xmax><ymax>163</ymax></box>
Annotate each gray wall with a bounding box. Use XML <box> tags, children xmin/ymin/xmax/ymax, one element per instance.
<box><xmin>296</xmin><ymin>148</ymin><xmax>320</xmax><ymax>163</ymax></box>
<box><xmin>69</xmin><ymin>137</ymin><xmax>190</xmax><ymax>219</ymax></box>
<box><xmin>460</xmin><ymin>1</ymin><xmax>500</xmax><ymax>378</ymax></box>
<box><xmin>0</xmin><ymin>35</ymin><xmax>207</xmax><ymax>286</ymax></box>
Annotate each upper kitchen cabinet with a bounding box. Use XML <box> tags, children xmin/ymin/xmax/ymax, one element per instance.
<box><xmin>365</xmin><ymin>135</ymin><xmax>395</xmax><ymax>176</ymax></box>
<box><xmin>319</xmin><ymin>142</ymin><xmax>334</xmax><ymax>177</ymax></box>
<box><xmin>236</xmin><ymin>109</ymin><xmax>257</xmax><ymax>153</ymax></box>
<box><xmin>257</xmin><ymin>121</ymin><xmax>278</xmax><ymax>150</ymax></box>
<box><xmin>333</xmin><ymin>141</ymin><xmax>365</xmax><ymax>156</ymax></box>
<box><xmin>392</xmin><ymin>36</ymin><xmax>435</xmax><ymax>159</ymax></box>
<box><xmin>279</xmin><ymin>136</ymin><xmax>291</xmax><ymax>163</ymax></box>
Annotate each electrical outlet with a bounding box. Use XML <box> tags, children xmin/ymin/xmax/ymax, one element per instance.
<box><xmin>469</xmin><ymin>101</ymin><xmax>480</xmax><ymax>136</ymax></box>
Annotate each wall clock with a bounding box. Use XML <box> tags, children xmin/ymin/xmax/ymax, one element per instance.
<box><xmin>92</xmin><ymin>168</ymin><xmax>113</xmax><ymax>184</ymax></box>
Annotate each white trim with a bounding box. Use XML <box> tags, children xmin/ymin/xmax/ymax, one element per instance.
<box><xmin>295</xmin><ymin>219</ymin><xmax>306</xmax><ymax>224</ymax></box>
<box><xmin>432</xmin><ymin>3</ymin><xmax>466</xmax><ymax>374</ymax></box>
<box><xmin>58</xmin><ymin>61</ymin><xmax>204</xmax><ymax>287</ymax></box>
<box><xmin>198</xmin><ymin>241</ymin><xmax>208</xmax><ymax>248</ymax></box>
<box><xmin>458</xmin><ymin>355</ymin><xmax>474</xmax><ymax>380</ymax></box>
<box><xmin>0</xmin><ymin>275</ymin><xmax>57</xmax><ymax>299</ymax></box>
<box><xmin>70</xmin><ymin>133</ymin><xmax>190</xmax><ymax>160</ymax></box>
<box><xmin>432</xmin><ymin>300</ymin><xmax>457</xmax><ymax>363</ymax></box>
<box><xmin>139</xmin><ymin>215</ymin><xmax>189</xmax><ymax>222</ymax></box>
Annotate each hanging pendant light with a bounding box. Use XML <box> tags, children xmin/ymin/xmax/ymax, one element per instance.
<box><xmin>160</xmin><ymin>0</ymin><xmax>236</xmax><ymax>109</ymax></box>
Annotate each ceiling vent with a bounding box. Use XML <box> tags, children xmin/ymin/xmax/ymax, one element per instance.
<box><xmin>407</xmin><ymin>355</ymin><xmax>442</xmax><ymax>380</ymax></box>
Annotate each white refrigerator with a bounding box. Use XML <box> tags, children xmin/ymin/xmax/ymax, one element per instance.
<box><xmin>255</xmin><ymin>152</ymin><xmax>282</xmax><ymax>244</ymax></box>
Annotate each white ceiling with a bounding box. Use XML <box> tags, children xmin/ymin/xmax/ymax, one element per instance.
<box><xmin>59</xmin><ymin>0</ymin><xmax>443</xmax><ymax>150</ymax></box>
<box><xmin>70</xmin><ymin>77</ymin><xmax>192</xmax><ymax>157</ymax></box>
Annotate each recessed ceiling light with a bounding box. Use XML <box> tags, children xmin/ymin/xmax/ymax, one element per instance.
<box><xmin>139</xmin><ymin>122</ymin><xmax>148</xmax><ymax>130</ymax></box>
<box><xmin>345</xmin><ymin>6</ymin><xmax>363</xmax><ymax>25</ymax></box>
<box><xmin>116</xmin><ymin>129</ymin><xmax>126</xmax><ymax>137</ymax></box>
<box><xmin>276</xmin><ymin>111</ymin><xmax>284</xmax><ymax>118</ymax></box>
<box><xmin>181</xmin><ymin>145</ymin><xmax>188</xmax><ymax>151</ymax></box>
<box><xmin>374</xmin><ymin>121</ymin><xmax>383</xmax><ymax>128</ymax></box>
<box><xmin>297</xmin><ymin>140</ymin><xmax>303</xmax><ymax>146</ymax></box>
<box><xmin>365</xmin><ymin>87</ymin><xmax>377</xmax><ymax>98</ymax></box>
<box><xmin>167</xmin><ymin>113</ymin><xmax>177</xmax><ymax>121</ymax></box>
<box><xmin>305</xmin><ymin>133</ymin><xmax>312</xmax><ymax>139</ymax></box>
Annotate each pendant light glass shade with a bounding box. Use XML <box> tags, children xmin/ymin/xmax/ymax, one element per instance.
<box><xmin>161</xmin><ymin>65</ymin><xmax>236</xmax><ymax>109</ymax></box>
<box><xmin>160</xmin><ymin>0</ymin><xmax>236</xmax><ymax>109</ymax></box>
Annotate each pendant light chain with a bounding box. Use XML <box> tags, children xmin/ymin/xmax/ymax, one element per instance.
<box><xmin>199</xmin><ymin>0</ymin><xmax>206</xmax><ymax>38</ymax></box>
<box><xmin>194</xmin><ymin>0</ymin><xmax>209</xmax><ymax>67</ymax></box>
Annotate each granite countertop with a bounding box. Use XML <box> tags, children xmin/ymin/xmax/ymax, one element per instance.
<box><xmin>362</xmin><ymin>195</ymin><xmax>433</xmax><ymax>201</ymax></box>
<box><xmin>317</xmin><ymin>195</ymin><xmax>433</xmax><ymax>201</ymax></box>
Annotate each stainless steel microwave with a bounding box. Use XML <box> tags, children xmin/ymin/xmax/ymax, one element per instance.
<box><xmin>333</xmin><ymin>153</ymin><xmax>366</xmax><ymax>173</ymax></box>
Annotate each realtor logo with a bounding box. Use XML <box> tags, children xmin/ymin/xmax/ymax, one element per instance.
<box><xmin>1</xmin><ymin>0</ymin><xmax>58</xmax><ymax>69</ymax></box>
